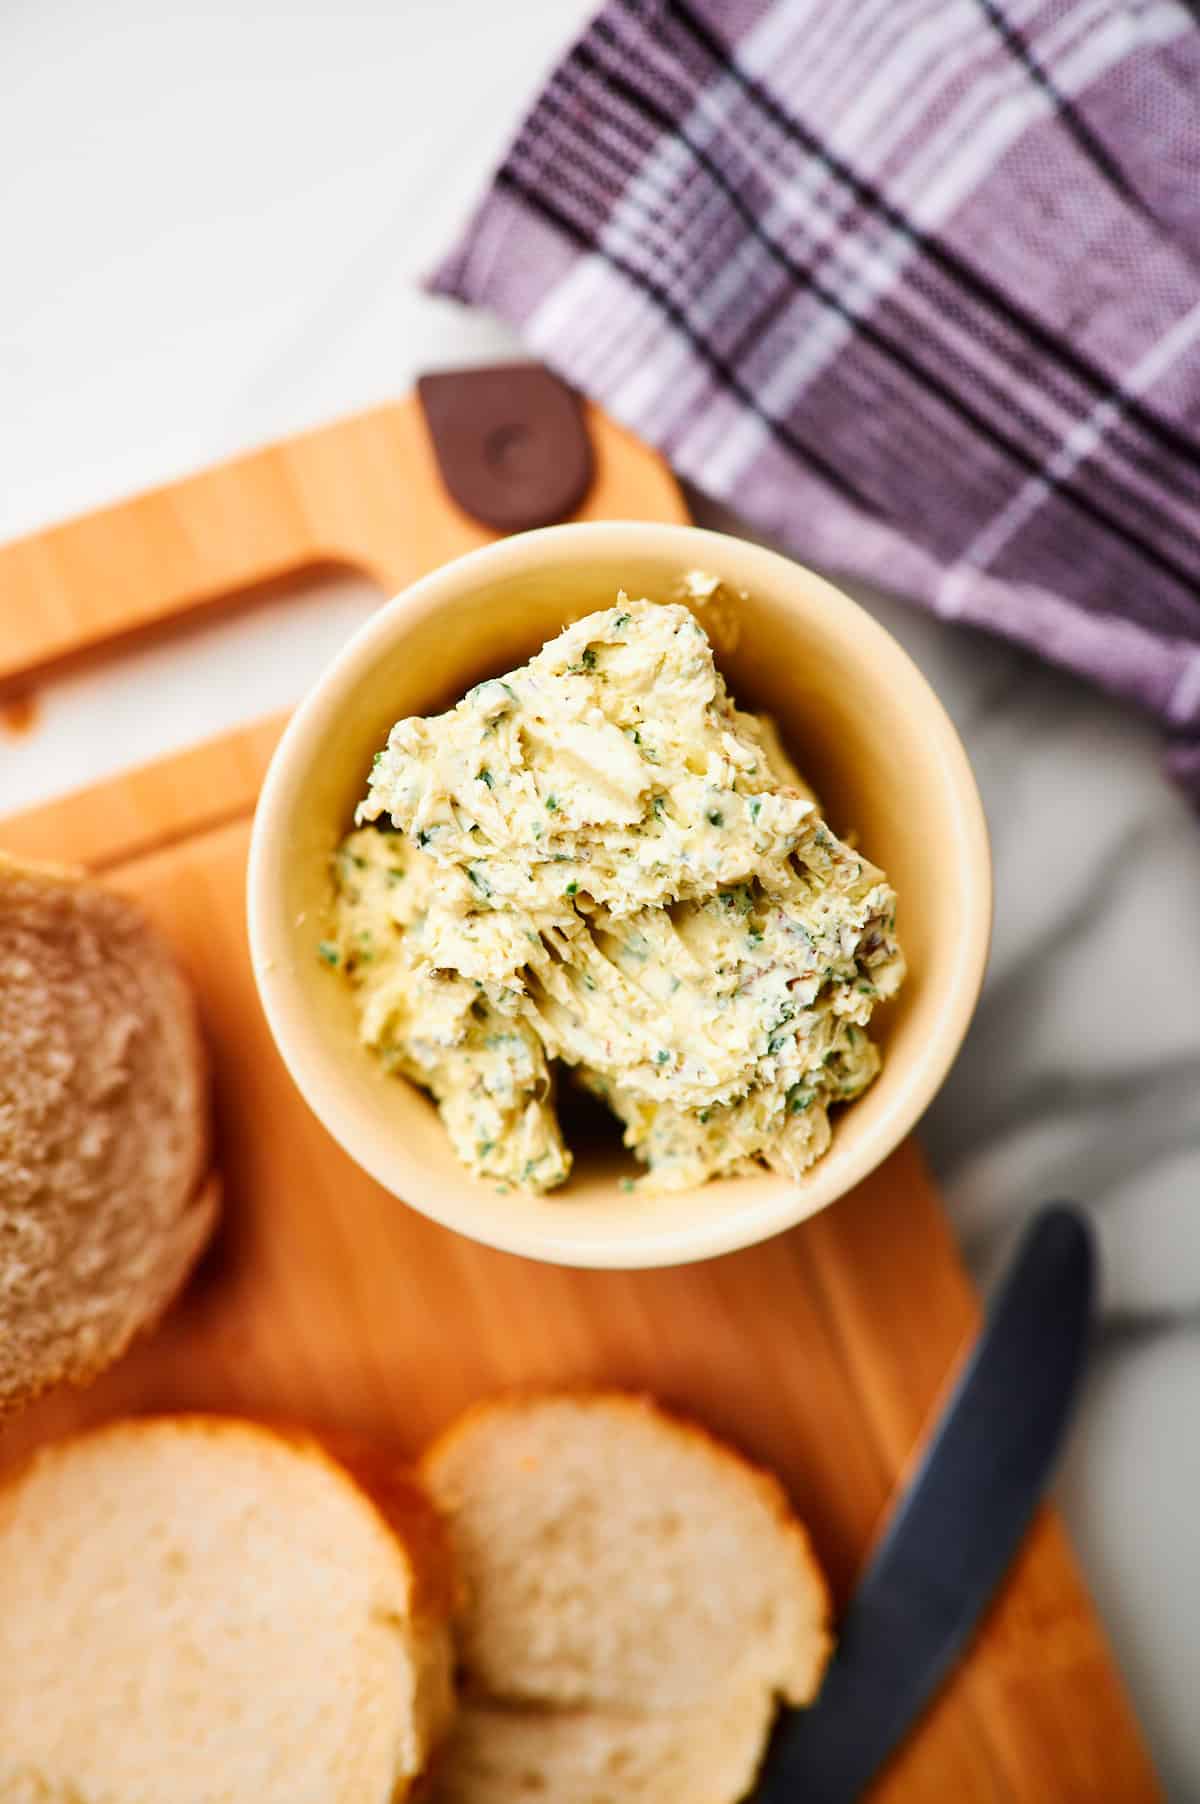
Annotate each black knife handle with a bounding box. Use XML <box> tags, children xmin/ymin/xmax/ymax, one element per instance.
<box><xmin>754</xmin><ymin>1205</ymin><xmax>1095</xmax><ymax>1803</ymax></box>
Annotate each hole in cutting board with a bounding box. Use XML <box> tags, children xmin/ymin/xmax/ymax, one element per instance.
<box><xmin>0</xmin><ymin>563</ymin><xmax>386</xmax><ymax>815</ymax></box>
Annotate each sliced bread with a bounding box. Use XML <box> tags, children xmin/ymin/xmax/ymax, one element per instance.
<box><xmin>0</xmin><ymin>1416</ymin><xmax>456</xmax><ymax>1803</ymax></box>
<box><xmin>433</xmin><ymin>1691</ymin><xmax>777</xmax><ymax>1804</ymax></box>
<box><xmin>0</xmin><ymin>853</ymin><xmax>214</xmax><ymax>1411</ymax></box>
<box><xmin>422</xmin><ymin>1391</ymin><xmax>831</xmax><ymax>1712</ymax></box>
<box><xmin>422</xmin><ymin>1392</ymin><xmax>831</xmax><ymax>1803</ymax></box>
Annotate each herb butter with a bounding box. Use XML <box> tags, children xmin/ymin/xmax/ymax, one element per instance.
<box><xmin>327</xmin><ymin>596</ymin><xmax>904</xmax><ymax>1193</ymax></box>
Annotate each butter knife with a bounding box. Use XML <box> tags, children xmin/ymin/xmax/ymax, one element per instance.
<box><xmin>753</xmin><ymin>1203</ymin><xmax>1095</xmax><ymax>1803</ymax></box>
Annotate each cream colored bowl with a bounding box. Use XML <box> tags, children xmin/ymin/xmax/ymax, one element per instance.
<box><xmin>248</xmin><ymin>523</ymin><xmax>990</xmax><ymax>1268</ymax></box>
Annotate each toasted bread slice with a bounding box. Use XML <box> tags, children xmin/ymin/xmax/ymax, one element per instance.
<box><xmin>0</xmin><ymin>854</ymin><xmax>214</xmax><ymax>1411</ymax></box>
<box><xmin>0</xmin><ymin>1416</ymin><xmax>456</xmax><ymax>1803</ymax></box>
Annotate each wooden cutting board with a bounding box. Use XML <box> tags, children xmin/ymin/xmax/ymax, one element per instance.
<box><xmin>0</xmin><ymin>395</ymin><xmax>1157</xmax><ymax>1800</ymax></box>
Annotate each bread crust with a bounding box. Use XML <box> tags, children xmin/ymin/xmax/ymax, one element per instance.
<box><xmin>0</xmin><ymin>854</ymin><xmax>216</xmax><ymax>1413</ymax></box>
<box><xmin>0</xmin><ymin>1172</ymin><xmax>220</xmax><ymax>1422</ymax></box>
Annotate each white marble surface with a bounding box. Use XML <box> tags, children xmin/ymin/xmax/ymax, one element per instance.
<box><xmin>2</xmin><ymin>2</ymin><xmax>1197</xmax><ymax>1791</ymax></box>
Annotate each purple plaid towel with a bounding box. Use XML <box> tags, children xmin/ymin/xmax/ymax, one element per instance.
<box><xmin>430</xmin><ymin>0</ymin><xmax>1200</xmax><ymax>803</ymax></box>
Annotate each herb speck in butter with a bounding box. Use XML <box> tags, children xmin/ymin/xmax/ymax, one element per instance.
<box><xmin>336</xmin><ymin>594</ymin><xmax>903</xmax><ymax>1196</ymax></box>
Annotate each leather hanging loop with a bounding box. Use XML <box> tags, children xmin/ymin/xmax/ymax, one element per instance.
<box><xmin>416</xmin><ymin>362</ymin><xmax>594</xmax><ymax>532</ymax></box>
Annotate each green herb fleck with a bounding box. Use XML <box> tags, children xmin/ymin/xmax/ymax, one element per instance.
<box><xmin>620</xmin><ymin>1177</ymin><xmax>636</xmax><ymax>1193</ymax></box>
<box><xmin>787</xmin><ymin>1085</ymin><xmax>816</xmax><ymax>1115</ymax></box>
<box><xmin>749</xmin><ymin>797</ymin><xmax>762</xmax><ymax>822</ymax></box>
<box><xmin>655</xmin><ymin>1049</ymin><xmax>671</xmax><ymax>1065</ymax></box>
<box><xmin>565</xmin><ymin>880</ymin><xmax>579</xmax><ymax>897</ymax></box>
<box><xmin>468</xmin><ymin>678</ymin><xmax>516</xmax><ymax>706</ymax></box>
<box><xmin>467</xmin><ymin>864</ymin><xmax>491</xmax><ymax>897</ymax></box>
<box><xmin>614</xmin><ymin>611</ymin><xmax>631</xmax><ymax>629</ymax></box>
<box><xmin>317</xmin><ymin>940</ymin><xmax>340</xmax><ymax>969</ymax></box>
<box><xmin>545</xmin><ymin>794</ymin><xmax>558</xmax><ymax>813</ymax></box>
<box><xmin>477</xmin><ymin>767</ymin><xmax>494</xmax><ymax>789</ymax></box>
<box><xmin>707</xmin><ymin>809</ymin><xmax>725</xmax><ymax>827</ymax></box>
<box><xmin>581</xmin><ymin>647</ymin><xmax>597</xmax><ymax>669</ymax></box>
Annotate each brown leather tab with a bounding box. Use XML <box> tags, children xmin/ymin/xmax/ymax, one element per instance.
<box><xmin>416</xmin><ymin>363</ymin><xmax>594</xmax><ymax>532</ymax></box>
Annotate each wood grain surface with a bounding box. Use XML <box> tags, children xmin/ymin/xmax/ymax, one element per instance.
<box><xmin>0</xmin><ymin>394</ymin><xmax>684</xmax><ymax>695</ymax></box>
<box><xmin>0</xmin><ymin>395</ymin><xmax>1158</xmax><ymax>1800</ymax></box>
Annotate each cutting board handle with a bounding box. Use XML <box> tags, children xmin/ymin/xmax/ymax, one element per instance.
<box><xmin>0</xmin><ymin>403</ymin><xmax>425</xmax><ymax>693</ymax></box>
<box><xmin>0</xmin><ymin>394</ymin><xmax>685</xmax><ymax>697</ymax></box>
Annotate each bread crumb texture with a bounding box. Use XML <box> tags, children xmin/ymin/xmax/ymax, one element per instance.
<box><xmin>0</xmin><ymin>1417</ymin><xmax>454</xmax><ymax>1804</ymax></box>
<box><xmin>423</xmin><ymin>1392</ymin><xmax>831</xmax><ymax>1804</ymax></box>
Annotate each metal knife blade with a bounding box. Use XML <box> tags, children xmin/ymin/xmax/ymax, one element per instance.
<box><xmin>753</xmin><ymin>1203</ymin><xmax>1095</xmax><ymax>1804</ymax></box>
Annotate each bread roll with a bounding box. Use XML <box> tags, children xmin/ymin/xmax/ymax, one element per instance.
<box><xmin>0</xmin><ymin>853</ymin><xmax>214</xmax><ymax>1410</ymax></box>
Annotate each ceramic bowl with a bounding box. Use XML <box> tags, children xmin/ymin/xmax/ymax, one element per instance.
<box><xmin>248</xmin><ymin>522</ymin><xmax>990</xmax><ymax>1268</ymax></box>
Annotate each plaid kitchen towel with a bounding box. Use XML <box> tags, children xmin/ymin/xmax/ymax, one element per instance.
<box><xmin>430</xmin><ymin>0</ymin><xmax>1200</xmax><ymax>803</ymax></box>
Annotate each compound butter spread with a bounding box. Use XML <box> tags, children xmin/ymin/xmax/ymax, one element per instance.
<box><xmin>326</xmin><ymin>596</ymin><xmax>904</xmax><ymax>1194</ymax></box>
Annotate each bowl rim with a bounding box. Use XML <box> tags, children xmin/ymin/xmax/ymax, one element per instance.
<box><xmin>247</xmin><ymin>521</ymin><xmax>992</xmax><ymax>1268</ymax></box>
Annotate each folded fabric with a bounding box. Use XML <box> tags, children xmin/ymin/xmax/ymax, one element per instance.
<box><xmin>429</xmin><ymin>0</ymin><xmax>1200</xmax><ymax>806</ymax></box>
